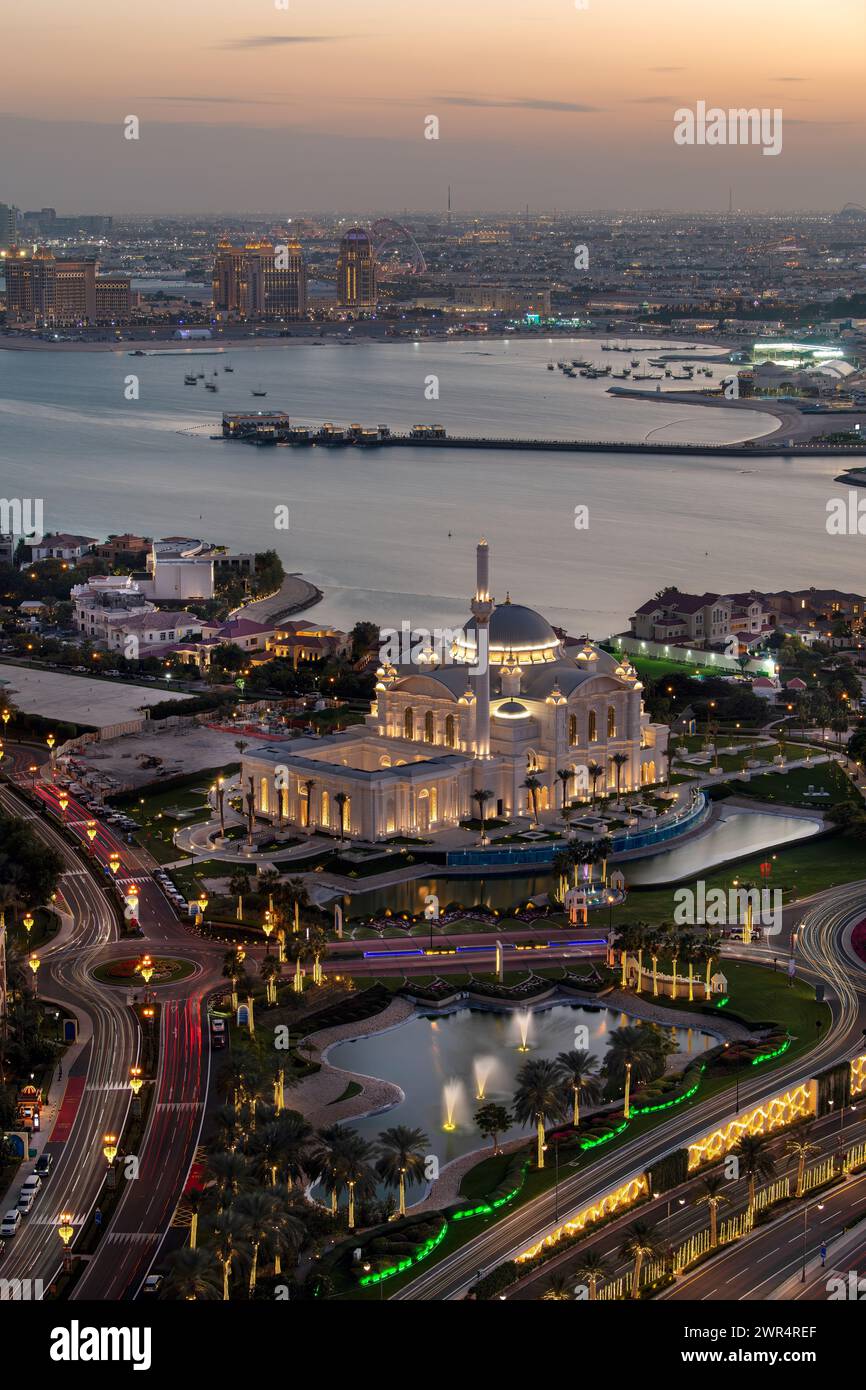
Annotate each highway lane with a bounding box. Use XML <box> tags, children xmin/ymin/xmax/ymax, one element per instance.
<box><xmin>394</xmin><ymin>884</ymin><xmax>866</xmax><ymax>1300</ymax></box>
<box><xmin>2</xmin><ymin>771</ymin><xmax>218</xmax><ymax>1300</ymax></box>
<box><xmin>27</xmin><ymin>778</ymin><xmax>220</xmax><ymax>1301</ymax></box>
<box><xmin>0</xmin><ymin>780</ymin><xmax>136</xmax><ymax>1289</ymax></box>
<box><xmin>508</xmin><ymin>1109</ymin><xmax>866</xmax><ymax>1301</ymax></box>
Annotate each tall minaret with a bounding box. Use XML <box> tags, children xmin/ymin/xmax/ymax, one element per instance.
<box><xmin>470</xmin><ymin>540</ymin><xmax>495</xmax><ymax>758</ymax></box>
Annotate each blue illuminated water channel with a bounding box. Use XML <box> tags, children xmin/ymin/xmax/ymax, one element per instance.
<box><xmin>325</xmin><ymin>1002</ymin><xmax>716</xmax><ymax>1181</ymax></box>
<box><xmin>339</xmin><ymin>809</ymin><xmax>822</xmax><ymax>917</ymax></box>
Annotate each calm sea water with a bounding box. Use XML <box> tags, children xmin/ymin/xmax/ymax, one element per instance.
<box><xmin>0</xmin><ymin>338</ymin><xmax>857</xmax><ymax>635</ymax></box>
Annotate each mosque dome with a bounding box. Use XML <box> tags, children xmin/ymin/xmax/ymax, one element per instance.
<box><xmin>454</xmin><ymin>595</ymin><xmax>562</xmax><ymax>665</ymax></box>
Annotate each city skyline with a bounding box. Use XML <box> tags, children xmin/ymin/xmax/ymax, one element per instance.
<box><xmin>3</xmin><ymin>0</ymin><xmax>865</xmax><ymax>213</ymax></box>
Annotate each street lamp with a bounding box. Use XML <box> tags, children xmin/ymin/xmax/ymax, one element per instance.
<box><xmin>129</xmin><ymin>1066</ymin><xmax>144</xmax><ymax>1095</ymax></box>
<box><xmin>46</xmin><ymin>732</ymin><xmax>55</xmax><ymax>781</ymax></box>
<box><xmin>28</xmin><ymin>955</ymin><xmax>40</xmax><ymax>992</ymax></box>
<box><xmin>102</xmin><ymin>1133</ymin><xmax>119</xmax><ymax>1164</ymax></box>
<box><xmin>58</xmin><ymin>793</ymin><xmax>68</xmax><ymax>815</ymax></box>
<box><xmin>58</xmin><ymin>1212</ymin><xmax>75</xmax><ymax>1270</ymax></box>
<box><xmin>109</xmin><ymin>850</ymin><xmax>120</xmax><ymax>875</ymax></box>
<box><xmin>86</xmin><ymin>820</ymin><xmax>97</xmax><ymax>849</ymax></box>
<box><xmin>138</xmin><ymin>955</ymin><xmax>154</xmax><ymax>985</ymax></box>
<box><xmin>23</xmin><ymin>911</ymin><xmax>34</xmax><ymax>935</ymax></box>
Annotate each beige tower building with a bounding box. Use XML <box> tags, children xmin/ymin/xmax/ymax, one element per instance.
<box><xmin>336</xmin><ymin>227</ymin><xmax>377</xmax><ymax>311</ymax></box>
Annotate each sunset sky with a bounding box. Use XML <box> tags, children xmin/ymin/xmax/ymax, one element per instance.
<box><xmin>3</xmin><ymin>0</ymin><xmax>864</xmax><ymax>213</ymax></box>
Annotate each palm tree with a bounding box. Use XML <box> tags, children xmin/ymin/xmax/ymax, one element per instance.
<box><xmin>556</xmin><ymin>767</ymin><xmax>572</xmax><ymax>815</ymax></box>
<box><xmin>274</xmin><ymin>1111</ymin><xmax>315</xmax><ymax>1189</ymax></box>
<box><xmin>312</xmin><ymin>1125</ymin><xmax>374</xmax><ymax>1225</ymax></box>
<box><xmin>603</xmin><ymin>1025</ymin><xmax>665</xmax><ymax>1115</ymax></box>
<box><xmin>210</xmin><ymin>1210</ymin><xmax>248</xmax><ymax>1301</ymax></box>
<box><xmin>512</xmin><ymin>1058</ymin><xmax>566</xmax><ymax>1169</ymax></box>
<box><xmin>553</xmin><ymin>1049</ymin><xmax>602</xmax><ymax>1127</ymax></box>
<box><xmin>375</xmin><ymin>1125</ymin><xmax>430</xmax><ymax>1216</ymax></box>
<box><xmin>334</xmin><ymin>790</ymin><xmax>349</xmax><ymax>842</ymax></box>
<box><xmin>232</xmin><ymin>1190</ymin><xmax>304</xmax><ymax>1295</ymax></box>
<box><xmin>472</xmin><ymin>788</ymin><xmax>493</xmax><ymax>842</ymax></box>
<box><xmin>207</xmin><ymin>1152</ymin><xmax>250</xmax><ymax>1211</ymax></box>
<box><xmin>610</xmin><ymin>751</ymin><xmax>629</xmax><ymax>802</ymax></box>
<box><xmin>228</xmin><ymin>869</ymin><xmax>251</xmax><ymax>923</ymax></box>
<box><xmin>572</xmin><ymin>1248</ymin><xmax>611</xmax><ymax>1301</ymax></box>
<box><xmin>186</xmin><ymin>1189</ymin><xmax>205</xmax><ymax>1250</ymax></box>
<box><xmin>733</xmin><ymin>1133</ymin><xmax>777</xmax><ymax>1214</ymax></box>
<box><xmin>522</xmin><ymin>775</ymin><xmax>542</xmax><ymax>827</ymax></box>
<box><xmin>587</xmin><ymin>760</ymin><xmax>603</xmax><ymax>806</ymax></box>
<box><xmin>619</xmin><ymin>1220</ymin><xmax>663</xmax><ymax>1299</ymax></box>
<box><xmin>785</xmin><ymin>1125</ymin><xmax>820</xmax><ymax>1198</ymax></box>
<box><xmin>161</xmin><ymin>1246</ymin><xmax>222</xmax><ymax>1301</ymax></box>
<box><xmin>552</xmin><ymin>848</ymin><xmax>574</xmax><ymax>903</ymax></box>
<box><xmin>541</xmin><ymin>1272</ymin><xmax>573</xmax><ymax>1300</ymax></box>
<box><xmin>303</xmin><ymin>778</ymin><xmax>316</xmax><ymax>831</ymax></box>
<box><xmin>694</xmin><ymin>1174</ymin><xmax>730</xmax><ymax>1248</ymax></box>
<box><xmin>260</xmin><ymin>955</ymin><xmax>281</xmax><ymax>1005</ymax></box>
<box><xmin>340</xmin><ymin>1131</ymin><xmax>377</xmax><ymax>1230</ymax></box>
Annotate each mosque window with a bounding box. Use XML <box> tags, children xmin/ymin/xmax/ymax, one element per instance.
<box><xmin>607</xmin><ymin>706</ymin><xmax>616</xmax><ymax>738</ymax></box>
<box><xmin>588</xmin><ymin>710</ymin><xmax>597</xmax><ymax>742</ymax></box>
<box><xmin>568</xmin><ymin>714</ymin><xmax>578</xmax><ymax>745</ymax></box>
<box><xmin>445</xmin><ymin>714</ymin><xmax>455</xmax><ymax>748</ymax></box>
<box><xmin>404</xmin><ymin>707</ymin><xmax>414</xmax><ymax>739</ymax></box>
<box><xmin>424</xmin><ymin>711</ymin><xmax>434</xmax><ymax>743</ymax></box>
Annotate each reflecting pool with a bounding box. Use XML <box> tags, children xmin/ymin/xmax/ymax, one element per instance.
<box><xmin>325</xmin><ymin>1002</ymin><xmax>716</xmax><ymax>1175</ymax></box>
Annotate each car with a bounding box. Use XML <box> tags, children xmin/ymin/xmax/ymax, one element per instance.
<box><xmin>142</xmin><ymin>1274</ymin><xmax>163</xmax><ymax>1296</ymax></box>
<box><xmin>20</xmin><ymin>1174</ymin><xmax>41</xmax><ymax>1197</ymax></box>
<box><xmin>1</xmin><ymin>1210</ymin><xmax>22</xmax><ymax>1237</ymax></box>
<box><xmin>17</xmin><ymin>1189</ymin><xmax>37</xmax><ymax>1214</ymax></box>
<box><xmin>34</xmin><ymin>1153</ymin><xmax>53</xmax><ymax>1179</ymax></box>
<box><xmin>210</xmin><ymin>1018</ymin><xmax>227</xmax><ymax>1050</ymax></box>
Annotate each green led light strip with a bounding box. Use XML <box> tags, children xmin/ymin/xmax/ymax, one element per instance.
<box><xmin>580</xmin><ymin>1118</ymin><xmax>629</xmax><ymax>1150</ymax></box>
<box><xmin>452</xmin><ymin>1163</ymin><xmax>530</xmax><ymax>1220</ymax></box>
<box><xmin>751</xmin><ymin>1038</ymin><xmax>791</xmax><ymax>1066</ymax></box>
<box><xmin>715</xmin><ymin>996</ymin><xmax>729</xmax><ymax>1008</ymax></box>
<box><xmin>632</xmin><ymin>1066</ymin><xmax>705</xmax><ymax>1116</ymax></box>
<box><xmin>358</xmin><ymin>1219</ymin><xmax>448</xmax><ymax>1287</ymax></box>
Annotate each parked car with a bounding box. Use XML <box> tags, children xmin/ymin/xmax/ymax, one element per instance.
<box><xmin>20</xmin><ymin>1174</ymin><xmax>41</xmax><ymax>1198</ymax></box>
<box><xmin>34</xmin><ymin>1153</ymin><xmax>53</xmax><ymax>1179</ymax></box>
<box><xmin>17</xmin><ymin>1189</ymin><xmax>37</xmax><ymax>1214</ymax></box>
<box><xmin>0</xmin><ymin>1210</ymin><xmax>21</xmax><ymax>1238</ymax></box>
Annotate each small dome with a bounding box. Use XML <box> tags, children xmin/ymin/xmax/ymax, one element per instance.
<box><xmin>494</xmin><ymin>699</ymin><xmax>531</xmax><ymax>720</ymax></box>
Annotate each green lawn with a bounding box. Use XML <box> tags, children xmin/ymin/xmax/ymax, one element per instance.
<box><xmin>727</xmin><ymin>759</ymin><xmax>854</xmax><ymax>808</ymax></box>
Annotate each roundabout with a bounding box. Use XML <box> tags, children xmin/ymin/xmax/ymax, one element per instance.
<box><xmin>91</xmin><ymin>955</ymin><xmax>198</xmax><ymax>987</ymax></box>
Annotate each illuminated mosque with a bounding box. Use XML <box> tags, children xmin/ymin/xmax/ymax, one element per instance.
<box><xmin>242</xmin><ymin>542</ymin><xmax>668</xmax><ymax>841</ymax></box>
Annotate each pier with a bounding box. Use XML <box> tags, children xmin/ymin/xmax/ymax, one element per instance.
<box><xmin>219</xmin><ymin>412</ymin><xmax>866</xmax><ymax>457</ymax></box>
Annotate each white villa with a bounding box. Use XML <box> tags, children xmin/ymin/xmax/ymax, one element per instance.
<box><xmin>241</xmin><ymin>542</ymin><xmax>669</xmax><ymax>841</ymax></box>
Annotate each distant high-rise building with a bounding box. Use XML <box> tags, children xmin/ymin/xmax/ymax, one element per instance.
<box><xmin>336</xmin><ymin>227</ymin><xmax>377</xmax><ymax>311</ymax></box>
<box><xmin>212</xmin><ymin>237</ymin><xmax>307</xmax><ymax>319</ymax></box>
<box><xmin>4</xmin><ymin>245</ymin><xmax>129</xmax><ymax>325</ymax></box>
<box><xmin>0</xmin><ymin>203</ymin><xmax>17</xmax><ymax>250</ymax></box>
